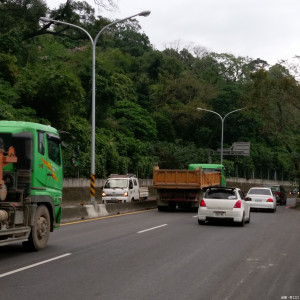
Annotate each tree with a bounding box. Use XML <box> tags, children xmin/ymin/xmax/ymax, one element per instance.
<box><xmin>16</xmin><ymin>64</ymin><xmax>86</xmax><ymax>130</ymax></box>
<box><xmin>0</xmin><ymin>53</ymin><xmax>18</xmax><ymax>85</ymax></box>
<box><xmin>107</xmin><ymin>100</ymin><xmax>157</xmax><ymax>141</ymax></box>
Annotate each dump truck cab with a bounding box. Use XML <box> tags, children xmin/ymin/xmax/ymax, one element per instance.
<box><xmin>0</xmin><ymin>121</ymin><xmax>63</xmax><ymax>250</ymax></box>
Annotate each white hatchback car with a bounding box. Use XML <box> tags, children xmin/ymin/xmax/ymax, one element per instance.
<box><xmin>198</xmin><ymin>187</ymin><xmax>250</xmax><ymax>226</ymax></box>
<box><xmin>246</xmin><ymin>187</ymin><xmax>277</xmax><ymax>212</ymax></box>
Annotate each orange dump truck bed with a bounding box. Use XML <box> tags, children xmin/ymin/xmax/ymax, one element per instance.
<box><xmin>153</xmin><ymin>166</ymin><xmax>221</xmax><ymax>189</ymax></box>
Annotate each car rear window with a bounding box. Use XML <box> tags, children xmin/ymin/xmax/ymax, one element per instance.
<box><xmin>248</xmin><ymin>188</ymin><xmax>271</xmax><ymax>195</ymax></box>
<box><xmin>205</xmin><ymin>190</ymin><xmax>237</xmax><ymax>199</ymax></box>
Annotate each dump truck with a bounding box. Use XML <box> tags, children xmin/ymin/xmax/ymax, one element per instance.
<box><xmin>0</xmin><ymin>121</ymin><xmax>63</xmax><ymax>251</ymax></box>
<box><xmin>153</xmin><ymin>166</ymin><xmax>222</xmax><ymax>211</ymax></box>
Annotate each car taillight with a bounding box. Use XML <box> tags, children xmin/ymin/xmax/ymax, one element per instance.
<box><xmin>200</xmin><ymin>199</ymin><xmax>206</xmax><ymax>207</ymax></box>
<box><xmin>267</xmin><ymin>198</ymin><xmax>274</xmax><ymax>202</ymax></box>
<box><xmin>234</xmin><ymin>200</ymin><xmax>242</xmax><ymax>208</ymax></box>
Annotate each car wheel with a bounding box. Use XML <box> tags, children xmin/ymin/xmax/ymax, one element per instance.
<box><xmin>238</xmin><ymin>215</ymin><xmax>245</xmax><ymax>227</ymax></box>
<box><xmin>198</xmin><ymin>219</ymin><xmax>205</xmax><ymax>225</ymax></box>
<box><xmin>246</xmin><ymin>212</ymin><xmax>250</xmax><ymax>223</ymax></box>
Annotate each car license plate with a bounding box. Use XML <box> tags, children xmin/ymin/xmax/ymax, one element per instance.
<box><xmin>214</xmin><ymin>211</ymin><xmax>225</xmax><ymax>216</ymax></box>
<box><xmin>254</xmin><ymin>199</ymin><xmax>262</xmax><ymax>202</ymax></box>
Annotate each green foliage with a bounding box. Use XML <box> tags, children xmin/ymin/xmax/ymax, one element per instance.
<box><xmin>0</xmin><ymin>28</ymin><xmax>23</xmax><ymax>56</ymax></box>
<box><xmin>0</xmin><ymin>79</ymin><xmax>19</xmax><ymax>105</ymax></box>
<box><xmin>112</xmin><ymin>20</ymin><xmax>151</xmax><ymax>57</ymax></box>
<box><xmin>0</xmin><ymin>99</ymin><xmax>16</xmax><ymax>120</ymax></box>
<box><xmin>16</xmin><ymin>64</ymin><xmax>86</xmax><ymax>130</ymax></box>
<box><xmin>110</xmin><ymin>73</ymin><xmax>137</xmax><ymax>102</ymax></box>
<box><xmin>155</xmin><ymin>140</ymin><xmax>209</xmax><ymax>169</ymax></box>
<box><xmin>0</xmin><ymin>53</ymin><xmax>18</xmax><ymax>84</ymax></box>
<box><xmin>108</xmin><ymin>100</ymin><xmax>157</xmax><ymax>141</ymax></box>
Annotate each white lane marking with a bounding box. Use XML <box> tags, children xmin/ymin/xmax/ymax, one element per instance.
<box><xmin>193</xmin><ymin>215</ymin><xmax>198</xmax><ymax>218</ymax></box>
<box><xmin>0</xmin><ymin>253</ymin><xmax>72</xmax><ymax>278</ymax></box>
<box><xmin>137</xmin><ymin>224</ymin><xmax>167</xmax><ymax>233</ymax></box>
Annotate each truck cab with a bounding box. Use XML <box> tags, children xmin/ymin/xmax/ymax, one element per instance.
<box><xmin>102</xmin><ymin>174</ymin><xmax>140</xmax><ymax>203</ymax></box>
<box><xmin>0</xmin><ymin>121</ymin><xmax>63</xmax><ymax>250</ymax></box>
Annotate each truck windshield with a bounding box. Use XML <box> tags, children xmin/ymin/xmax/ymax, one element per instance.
<box><xmin>105</xmin><ymin>179</ymin><xmax>128</xmax><ymax>188</ymax></box>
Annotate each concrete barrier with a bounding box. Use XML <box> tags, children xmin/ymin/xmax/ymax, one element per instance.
<box><xmin>61</xmin><ymin>201</ymin><xmax>157</xmax><ymax>223</ymax></box>
<box><xmin>61</xmin><ymin>204</ymin><xmax>89</xmax><ymax>222</ymax></box>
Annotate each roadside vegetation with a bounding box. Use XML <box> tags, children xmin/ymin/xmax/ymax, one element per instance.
<box><xmin>1</xmin><ymin>0</ymin><xmax>300</xmax><ymax>183</ymax></box>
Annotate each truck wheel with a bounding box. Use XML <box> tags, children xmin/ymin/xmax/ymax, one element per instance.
<box><xmin>157</xmin><ymin>206</ymin><xmax>167</xmax><ymax>212</ymax></box>
<box><xmin>23</xmin><ymin>205</ymin><xmax>50</xmax><ymax>251</ymax></box>
<box><xmin>168</xmin><ymin>203</ymin><xmax>176</xmax><ymax>211</ymax></box>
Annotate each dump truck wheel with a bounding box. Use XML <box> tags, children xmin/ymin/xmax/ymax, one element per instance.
<box><xmin>157</xmin><ymin>206</ymin><xmax>168</xmax><ymax>212</ymax></box>
<box><xmin>23</xmin><ymin>205</ymin><xmax>50</xmax><ymax>251</ymax></box>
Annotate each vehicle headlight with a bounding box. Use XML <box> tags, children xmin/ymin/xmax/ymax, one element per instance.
<box><xmin>102</xmin><ymin>192</ymin><xmax>106</xmax><ymax>197</ymax></box>
<box><xmin>123</xmin><ymin>192</ymin><xmax>128</xmax><ymax>197</ymax></box>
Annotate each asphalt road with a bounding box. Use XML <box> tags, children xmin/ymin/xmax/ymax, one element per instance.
<box><xmin>0</xmin><ymin>199</ymin><xmax>299</xmax><ymax>300</ymax></box>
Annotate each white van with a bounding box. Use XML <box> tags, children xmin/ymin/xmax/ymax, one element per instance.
<box><xmin>101</xmin><ymin>174</ymin><xmax>148</xmax><ymax>203</ymax></box>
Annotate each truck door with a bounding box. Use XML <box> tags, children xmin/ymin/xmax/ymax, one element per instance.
<box><xmin>45</xmin><ymin>133</ymin><xmax>63</xmax><ymax>196</ymax></box>
<box><xmin>31</xmin><ymin>130</ymin><xmax>62</xmax><ymax>211</ymax></box>
<box><xmin>133</xmin><ymin>178</ymin><xmax>139</xmax><ymax>200</ymax></box>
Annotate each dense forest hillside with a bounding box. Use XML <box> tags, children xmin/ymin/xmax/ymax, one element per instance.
<box><xmin>1</xmin><ymin>0</ymin><xmax>300</xmax><ymax>182</ymax></box>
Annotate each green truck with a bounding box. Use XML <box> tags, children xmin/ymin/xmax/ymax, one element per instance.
<box><xmin>0</xmin><ymin>121</ymin><xmax>63</xmax><ymax>251</ymax></box>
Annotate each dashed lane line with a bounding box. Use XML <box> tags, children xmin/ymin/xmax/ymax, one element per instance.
<box><xmin>0</xmin><ymin>253</ymin><xmax>72</xmax><ymax>278</ymax></box>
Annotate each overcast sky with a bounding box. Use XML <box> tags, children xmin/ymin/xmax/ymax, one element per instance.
<box><xmin>47</xmin><ymin>0</ymin><xmax>300</xmax><ymax>65</ymax></box>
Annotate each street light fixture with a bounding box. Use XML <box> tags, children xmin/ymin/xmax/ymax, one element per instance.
<box><xmin>40</xmin><ymin>11</ymin><xmax>151</xmax><ymax>205</ymax></box>
<box><xmin>197</xmin><ymin>107</ymin><xmax>243</xmax><ymax>165</ymax></box>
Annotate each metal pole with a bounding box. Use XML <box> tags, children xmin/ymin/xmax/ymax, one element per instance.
<box><xmin>89</xmin><ymin>11</ymin><xmax>150</xmax><ymax>202</ymax></box>
<box><xmin>221</xmin><ymin>118</ymin><xmax>224</xmax><ymax>165</ymax></box>
<box><xmin>40</xmin><ymin>11</ymin><xmax>151</xmax><ymax>204</ymax></box>
<box><xmin>221</xmin><ymin>108</ymin><xmax>243</xmax><ymax>165</ymax></box>
<box><xmin>197</xmin><ymin>108</ymin><xmax>243</xmax><ymax>165</ymax></box>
